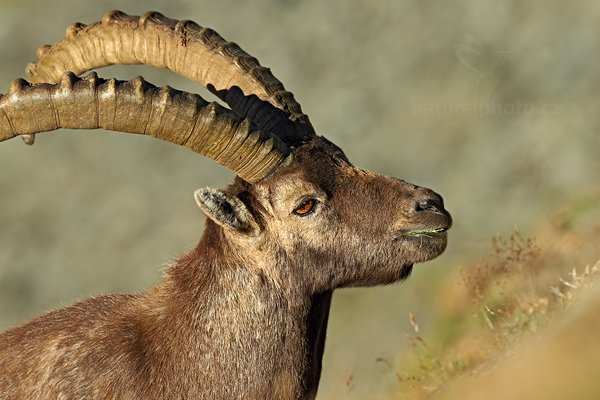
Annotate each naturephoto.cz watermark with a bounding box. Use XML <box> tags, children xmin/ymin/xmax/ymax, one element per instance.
<box><xmin>412</xmin><ymin>101</ymin><xmax>559</xmax><ymax>117</ymax></box>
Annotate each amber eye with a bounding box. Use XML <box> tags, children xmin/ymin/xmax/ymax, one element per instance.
<box><xmin>293</xmin><ymin>198</ymin><xmax>318</xmax><ymax>216</ymax></box>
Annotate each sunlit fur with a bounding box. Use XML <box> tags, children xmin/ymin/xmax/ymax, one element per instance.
<box><xmin>0</xmin><ymin>137</ymin><xmax>450</xmax><ymax>399</ymax></box>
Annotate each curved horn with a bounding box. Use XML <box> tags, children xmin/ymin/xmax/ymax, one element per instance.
<box><xmin>26</xmin><ymin>10</ymin><xmax>314</xmax><ymax>145</ymax></box>
<box><xmin>0</xmin><ymin>72</ymin><xmax>290</xmax><ymax>183</ymax></box>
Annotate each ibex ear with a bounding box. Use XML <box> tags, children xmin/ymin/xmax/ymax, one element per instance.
<box><xmin>194</xmin><ymin>187</ymin><xmax>259</xmax><ymax>236</ymax></box>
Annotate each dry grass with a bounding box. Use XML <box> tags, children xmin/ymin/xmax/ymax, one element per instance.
<box><xmin>434</xmin><ymin>263</ymin><xmax>600</xmax><ymax>400</ymax></box>
<box><xmin>389</xmin><ymin>195</ymin><xmax>600</xmax><ymax>399</ymax></box>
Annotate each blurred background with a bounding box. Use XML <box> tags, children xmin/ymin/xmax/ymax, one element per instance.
<box><xmin>0</xmin><ymin>1</ymin><xmax>598</xmax><ymax>398</ymax></box>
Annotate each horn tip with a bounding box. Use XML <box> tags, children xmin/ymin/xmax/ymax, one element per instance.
<box><xmin>21</xmin><ymin>134</ymin><xmax>35</xmax><ymax>145</ymax></box>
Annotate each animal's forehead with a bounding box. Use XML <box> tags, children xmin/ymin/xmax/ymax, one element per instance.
<box><xmin>289</xmin><ymin>137</ymin><xmax>352</xmax><ymax>181</ymax></box>
<box><xmin>248</xmin><ymin>137</ymin><xmax>350</xmax><ymax>204</ymax></box>
<box><xmin>292</xmin><ymin>136</ymin><xmax>350</xmax><ymax>164</ymax></box>
<box><xmin>267</xmin><ymin>172</ymin><xmax>326</xmax><ymax>207</ymax></box>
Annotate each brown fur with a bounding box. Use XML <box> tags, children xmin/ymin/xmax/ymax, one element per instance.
<box><xmin>0</xmin><ymin>137</ymin><xmax>451</xmax><ymax>399</ymax></box>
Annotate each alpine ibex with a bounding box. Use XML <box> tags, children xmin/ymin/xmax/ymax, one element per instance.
<box><xmin>0</xmin><ymin>11</ymin><xmax>452</xmax><ymax>400</ymax></box>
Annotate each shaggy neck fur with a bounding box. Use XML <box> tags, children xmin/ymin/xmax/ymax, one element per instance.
<box><xmin>136</xmin><ymin>220</ymin><xmax>332</xmax><ymax>399</ymax></box>
<box><xmin>0</xmin><ymin>221</ymin><xmax>331</xmax><ymax>400</ymax></box>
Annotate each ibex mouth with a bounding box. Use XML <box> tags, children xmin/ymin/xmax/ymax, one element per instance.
<box><xmin>397</xmin><ymin>226</ymin><xmax>449</xmax><ymax>238</ymax></box>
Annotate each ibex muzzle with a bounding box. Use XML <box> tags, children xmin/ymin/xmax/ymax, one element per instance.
<box><xmin>0</xmin><ymin>11</ymin><xmax>451</xmax><ymax>399</ymax></box>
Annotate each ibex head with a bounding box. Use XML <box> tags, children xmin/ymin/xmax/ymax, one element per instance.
<box><xmin>208</xmin><ymin>138</ymin><xmax>450</xmax><ymax>292</ymax></box>
<box><xmin>0</xmin><ymin>11</ymin><xmax>450</xmax><ymax>292</ymax></box>
<box><xmin>0</xmin><ymin>11</ymin><xmax>452</xmax><ymax>398</ymax></box>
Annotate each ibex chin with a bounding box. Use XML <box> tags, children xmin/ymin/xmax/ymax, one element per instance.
<box><xmin>0</xmin><ymin>10</ymin><xmax>452</xmax><ymax>400</ymax></box>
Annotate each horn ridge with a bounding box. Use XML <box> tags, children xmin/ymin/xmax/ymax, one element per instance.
<box><xmin>26</xmin><ymin>10</ymin><xmax>315</xmax><ymax>144</ymax></box>
<box><xmin>0</xmin><ymin>72</ymin><xmax>289</xmax><ymax>183</ymax></box>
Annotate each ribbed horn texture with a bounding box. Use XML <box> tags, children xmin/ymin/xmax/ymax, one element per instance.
<box><xmin>0</xmin><ymin>72</ymin><xmax>290</xmax><ymax>183</ymax></box>
<box><xmin>26</xmin><ymin>10</ymin><xmax>315</xmax><ymax>144</ymax></box>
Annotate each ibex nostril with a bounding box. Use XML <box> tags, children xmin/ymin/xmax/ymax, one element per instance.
<box><xmin>415</xmin><ymin>195</ymin><xmax>444</xmax><ymax>213</ymax></box>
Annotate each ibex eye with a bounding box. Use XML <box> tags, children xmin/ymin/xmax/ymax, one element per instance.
<box><xmin>293</xmin><ymin>198</ymin><xmax>318</xmax><ymax>216</ymax></box>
